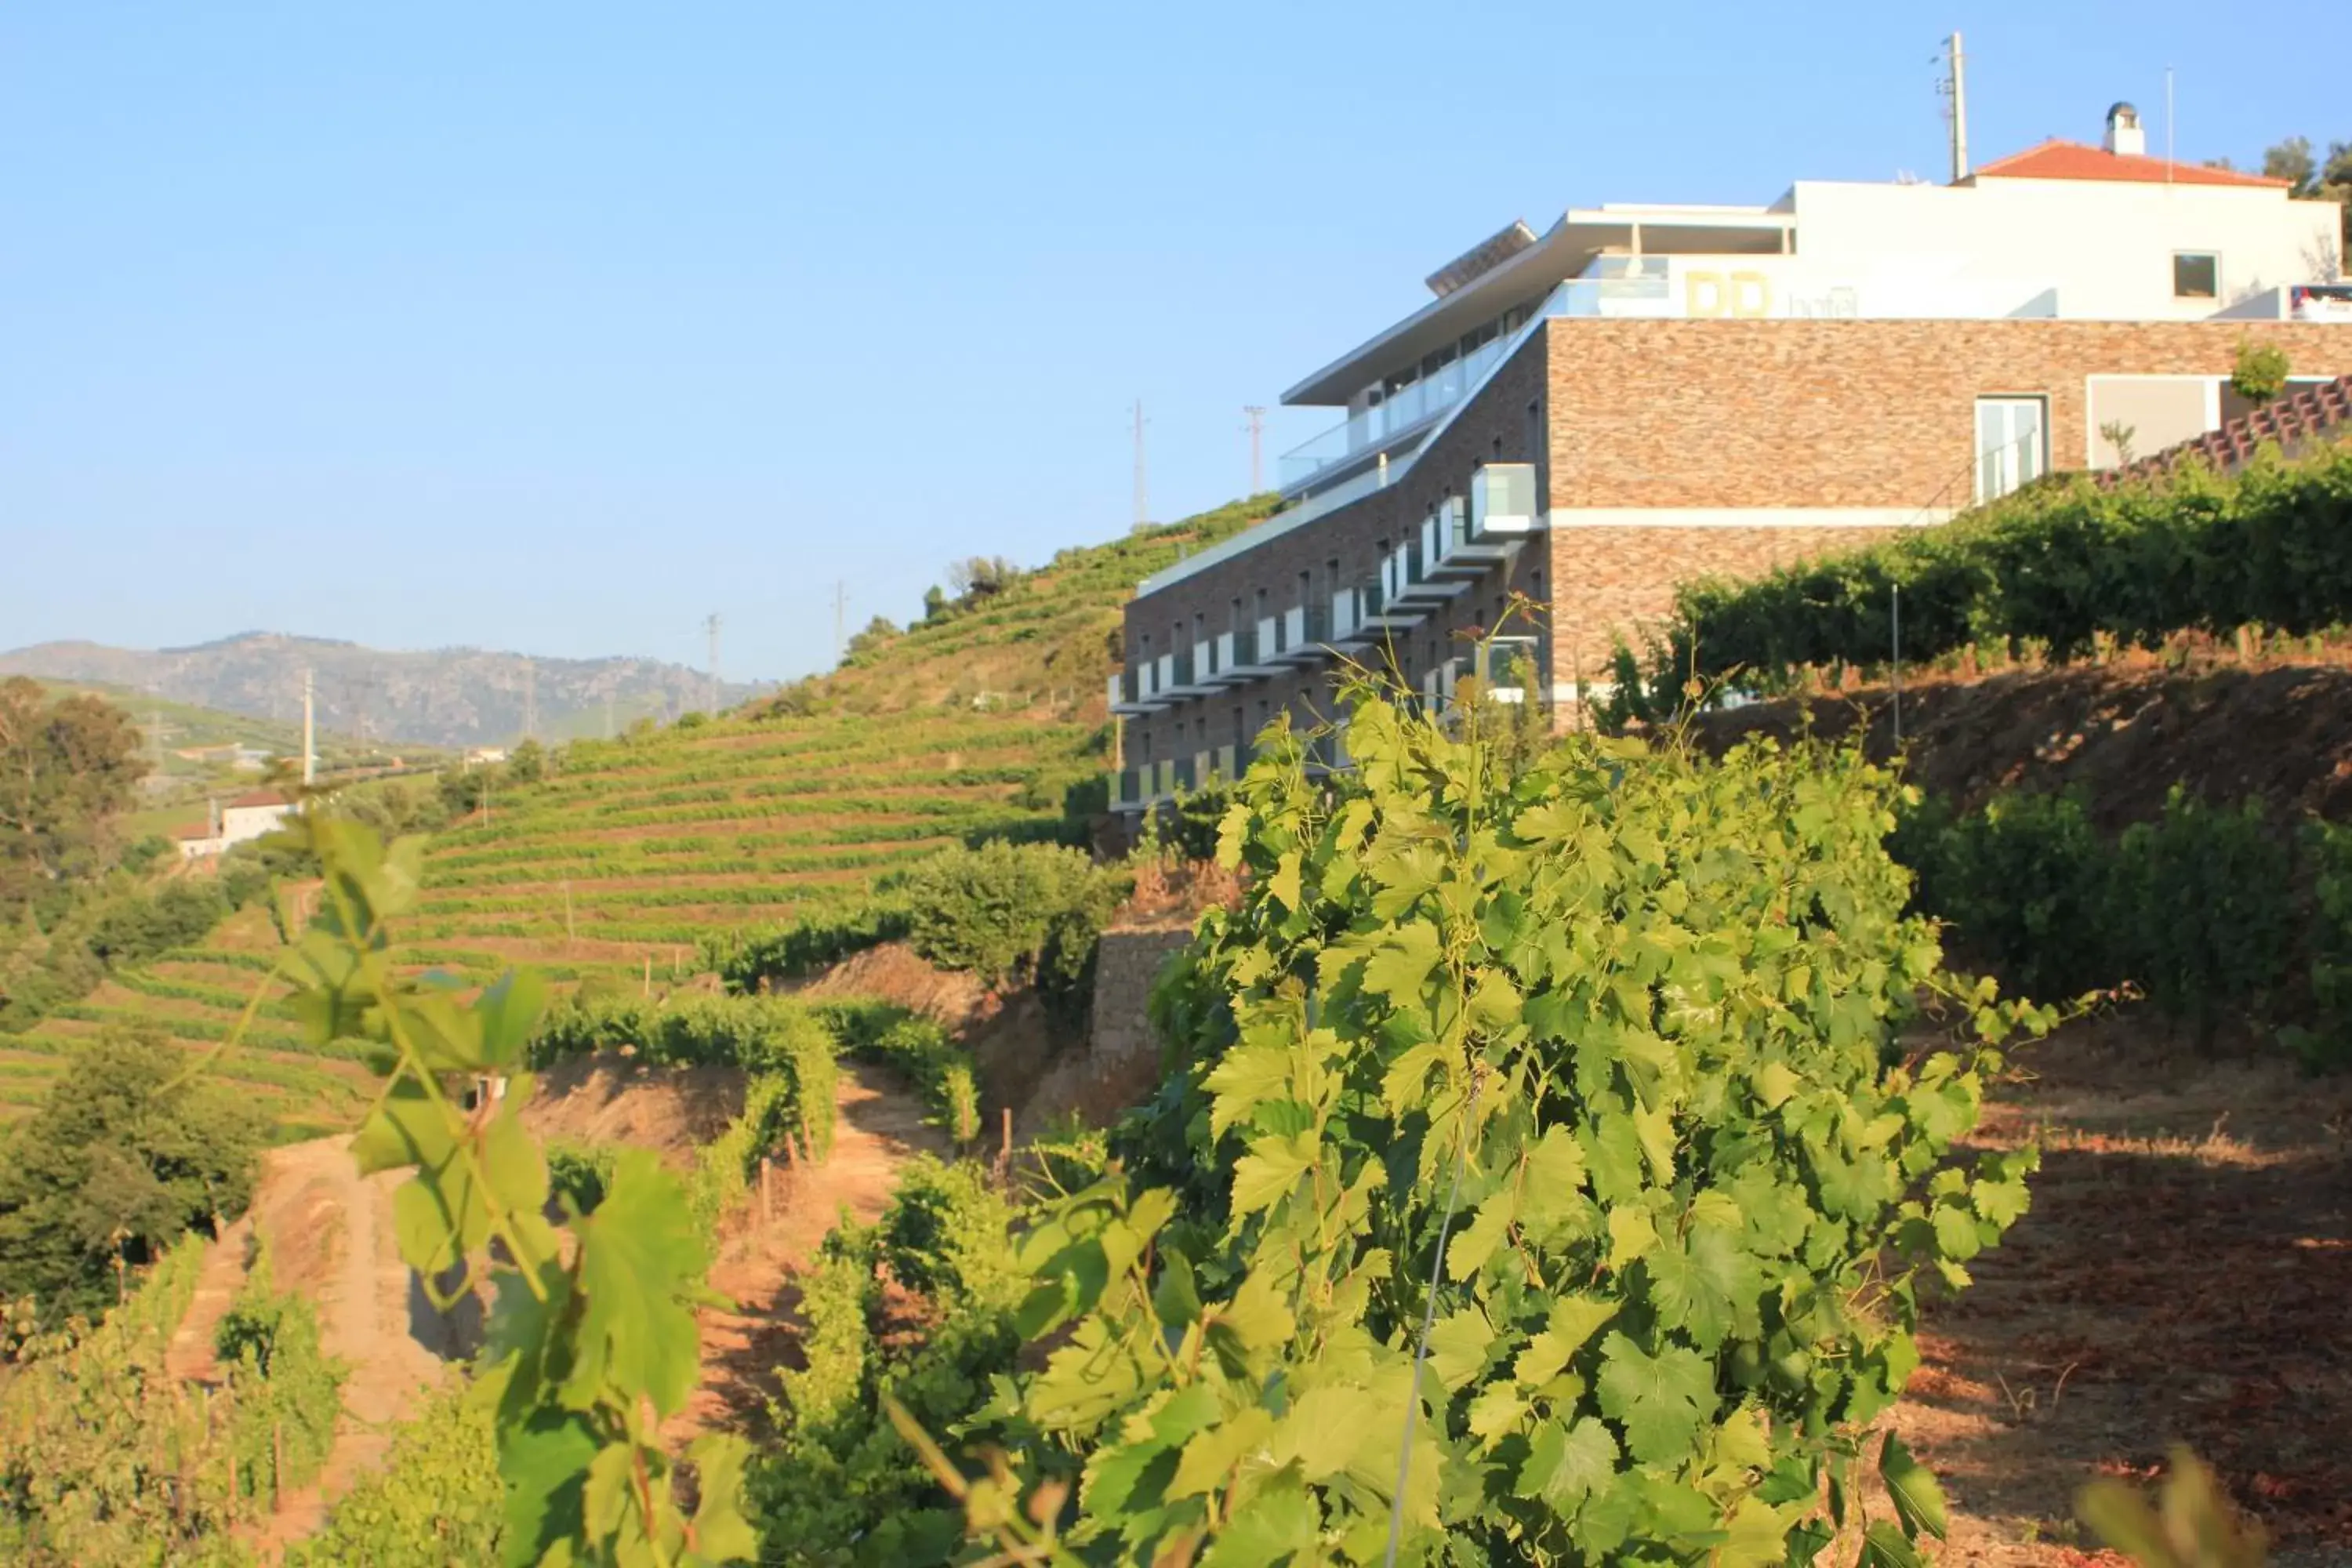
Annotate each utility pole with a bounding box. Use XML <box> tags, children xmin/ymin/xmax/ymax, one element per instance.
<box><xmin>705</xmin><ymin>613</ymin><xmax>723</xmax><ymax>715</ymax></box>
<box><xmin>1242</xmin><ymin>405</ymin><xmax>1266</xmax><ymax>495</ymax></box>
<box><xmin>521</xmin><ymin>658</ymin><xmax>538</xmax><ymax>742</ymax></box>
<box><xmin>301</xmin><ymin>670</ymin><xmax>315</xmax><ymax>786</ymax></box>
<box><xmin>1940</xmin><ymin>32</ymin><xmax>1969</xmax><ymax>183</ymax></box>
<box><xmin>1132</xmin><ymin>398</ymin><xmax>1150</xmax><ymax>529</ymax></box>
<box><xmin>833</xmin><ymin>581</ymin><xmax>849</xmax><ymax>662</ymax></box>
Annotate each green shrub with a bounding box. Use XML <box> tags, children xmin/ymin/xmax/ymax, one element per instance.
<box><xmin>285</xmin><ymin>1388</ymin><xmax>503</xmax><ymax>1567</ymax></box>
<box><xmin>1896</xmin><ymin>789</ymin><xmax>2116</xmax><ymax>1000</ymax></box>
<box><xmin>544</xmin><ymin>1140</ymin><xmax>621</xmax><ymax>1215</ymax></box>
<box><xmin>1897</xmin><ymin>784</ymin><xmax>2305</xmax><ymax>1052</ymax></box>
<box><xmin>2112</xmin><ymin>788</ymin><xmax>2294</xmax><ymax>1042</ymax></box>
<box><xmin>2292</xmin><ymin>819</ymin><xmax>2352</xmax><ymax>1069</ymax></box>
<box><xmin>821</xmin><ymin>1007</ymin><xmax>982</xmax><ymax>1144</ymax></box>
<box><xmin>701</xmin><ymin>898</ymin><xmax>914</xmax><ymax>993</ymax></box>
<box><xmin>0</xmin><ymin>1028</ymin><xmax>269</xmax><ymax>1315</ymax></box>
<box><xmin>216</xmin><ymin>1246</ymin><xmax>345</xmax><ymax>1502</ymax></box>
<box><xmin>750</xmin><ymin>1158</ymin><xmax>1024</xmax><ymax>1567</ymax></box>
<box><xmin>526</xmin><ymin>993</ymin><xmax>840</xmax><ymax>1160</ymax></box>
<box><xmin>898</xmin><ymin>840</ymin><xmax>1127</xmax><ymax>1022</ymax></box>
<box><xmin>980</xmin><ymin>688</ymin><xmax>2051</xmax><ymax>1565</ymax></box>
<box><xmin>1648</xmin><ymin>441</ymin><xmax>2352</xmax><ymax>695</ymax></box>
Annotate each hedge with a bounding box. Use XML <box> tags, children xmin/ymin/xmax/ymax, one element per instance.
<box><xmin>1640</xmin><ymin>441</ymin><xmax>2352</xmax><ymax>696</ymax></box>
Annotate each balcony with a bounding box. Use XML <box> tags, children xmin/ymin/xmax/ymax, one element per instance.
<box><xmin>1278</xmin><ymin>333</ymin><xmax>1514</xmax><ymax>492</ymax></box>
<box><xmin>1159</xmin><ymin>646</ymin><xmax>1214</xmax><ymax>700</ymax></box>
<box><xmin>1110</xmin><ymin>659</ymin><xmax>1174</xmax><ymax>716</ymax></box>
<box><xmin>1418</xmin><ymin>498</ymin><xmax>1490</xmax><ymax>578</ymax></box>
<box><xmin>1470</xmin><ymin>463</ymin><xmax>1541</xmax><ymax>540</ymax></box>
<box><xmin>1230</xmin><ymin>618</ymin><xmax>1285</xmax><ymax>678</ymax></box>
<box><xmin>1275</xmin><ymin>263</ymin><xmax>1671</xmax><ymax>499</ymax></box>
<box><xmin>1359</xmin><ymin>577</ymin><xmax>1419</xmax><ymax>633</ymax></box>
<box><xmin>1479</xmin><ymin>636</ymin><xmax>1545</xmax><ymax>703</ymax></box>
<box><xmin>1385</xmin><ymin>535</ymin><xmax>1462</xmax><ymax>609</ymax></box>
<box><xmin>1274</xmin><ymin>603</ymin><xmax>1325</xmax><ymax>665</ymax></box>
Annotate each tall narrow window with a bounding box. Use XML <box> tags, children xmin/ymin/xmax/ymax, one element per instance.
<box><xmin>1974</xmin><ymin>396</ymin><xmax>2048</xmax><ymax>503</ymax></box>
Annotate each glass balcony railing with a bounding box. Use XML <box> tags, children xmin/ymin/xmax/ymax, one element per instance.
<box><xmin>1276</xmin><ymin>260</ymin><xmax>1671</xmax><ymax>493</ymax></box>
<box><xmin>1470</xmin><ymin>463</ymin><xmax>1539</xmax><ymax>538</ymax></box>
<box><xmin>1278</xmin><ymin>334</ymin><xmax>1510</xmax><ymax>489</ymax></box>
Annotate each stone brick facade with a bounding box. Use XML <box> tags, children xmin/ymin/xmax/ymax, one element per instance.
<box><xmin>1119</xmin><ymin>315</ymin><xmax>2352</xmax><ymax>771</ymax></box>
<box><xmin>1537</xmin><ymin>318</ymin><xmax>2352</xmax><ymax>681</ymax></box>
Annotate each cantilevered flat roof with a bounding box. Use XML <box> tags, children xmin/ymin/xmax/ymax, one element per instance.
<box><xmin>1280</xmin><ymin>204</ymin><xmax>1791</xmax><ymax>408</ymax></box>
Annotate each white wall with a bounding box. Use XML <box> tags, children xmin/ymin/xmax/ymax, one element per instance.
<box><xmin>220</xmin><ymin>803</ymin><xmax>292</xmax><ymax>846</ymax></box>
<box><xmin>1787</xmin><ymin>178</ymin><xmax>2343</xmax><ymax>321</ymax></box>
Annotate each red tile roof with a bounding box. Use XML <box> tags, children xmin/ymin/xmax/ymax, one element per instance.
<box><xmin>2101</xmin><ymin>373</ymin><xmax>2352</xmax><ymax>488</ymax></box>
<box><xmin>172</xmin><ymin>822</ymin><xmax>220</xmax><ymax>840</ymax></box>
<box><xmin>1970</xmin><ymin>140</ymin><xmax>2290</xmax><ymax>190</ymax></box>
<box><xmin>223</xmin><ymin>789</ymin><xmax>292</xmax><ymax>809</ymax></box>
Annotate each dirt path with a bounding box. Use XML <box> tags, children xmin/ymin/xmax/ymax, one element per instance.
<box><xmin>1885</xmin><ymin>1019</ymin><xmax>2352</xmax><ymax>1563</ymax></box>
<box><xmin>666</xmin><ymin>1060</ymin><xmax>949</xmax><ymax>1443</ymax></box>
<box><xmin>167</xmin><ymin>1136</ymin><xmax>459</xmax><ymax>1557</ymax></box>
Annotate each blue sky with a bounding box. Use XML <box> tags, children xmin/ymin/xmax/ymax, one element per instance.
<box><xmin>3</xmin><ymin>2</ymin><xmax>2342</xmax><ymax>682</ymax></box>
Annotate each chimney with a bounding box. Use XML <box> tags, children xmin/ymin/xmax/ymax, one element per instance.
<box><xmin>2103</xmin><ymin>101</ymin><xmax>2147</xmax><ymax>157</ymax></box>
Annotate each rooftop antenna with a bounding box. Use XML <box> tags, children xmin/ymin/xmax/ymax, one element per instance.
<box><xmin>1939</xmin><ymin>31</ymin><xmax>1969</xmax><ymax>183</ymax></box>
<box><xmin>1132</xmin><ymin>398</ymin><xmax>1150</xmax><ymax>528</ymax></box>
<box><xmin>1242</xmin><ymin>405</ymin><xmax>1267</xmax><ymax>495</ymax></box>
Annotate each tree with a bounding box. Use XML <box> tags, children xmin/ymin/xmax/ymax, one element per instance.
<box><xmin>506</xmin><ymin>737</ymin><xmax>546</xmax><ymax>784</ymax></box>
<box><xmin>2263</xmin><ymin>136</ymin><xmax>2317</xmax><ymax>192</ymax></box>
<box><xmin>921</xmin><ymin>585</ymin><xmax>948</xmax><ymax>623</ymax></box>
<box><xmin>2231</xmin><ymin>339</ymin><xmax>2292</xmax><ymax>407</ymax></box>
<box><xmin>844</xmin><ymin>615</ymin><xmax>901</xmax><ymax>663</ymax></box>
<box><xmin>945</xmin><ymin>556</ymin><xmax>1019</xmax><ymax>601</ymax></box>
<box><xmin>0</xmin><ymin>679</ymin><xmax>145</xmax><ymax>910</ymax></box>
<box><xmin>2260</xmin><ymin>133</ymin><xmax>2351</xmax><ymax>255</ymax></box>
<box><xmin>0</xmin><ymin>1028</ymin><xmax>267</xmax><ymax>1314</ymax></box>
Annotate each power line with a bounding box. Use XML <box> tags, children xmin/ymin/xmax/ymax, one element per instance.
<box><xmin>1132</xmin><ymin>398</ymin><xmax>1150</xmax><ymax>528</ymax></box>
<box><xmin>1242</xmin><ymin>405</ymin><xmax>1267</xmax><ymax>495</ymax></box>
<box><xmin>705</xmin><ymin>613</ymin><xmax>723</xmax><ymax>715</ymax></box>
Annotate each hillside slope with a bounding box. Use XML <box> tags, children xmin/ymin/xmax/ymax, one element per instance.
<box><xmin>0</xmin><ymin>632</ymin><xmax>762</xmax><ymax>748</ymax></box>
<box><xmin>13</xmin><ymin>495</ymin><xmax>1278</xmax><ymax>1116</ymax></box>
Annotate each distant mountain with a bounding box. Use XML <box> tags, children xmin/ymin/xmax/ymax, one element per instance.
<box><xmin>0</xmin><ymin>633</ymin><xmax>763</xmax><ymax>750</ymax></box>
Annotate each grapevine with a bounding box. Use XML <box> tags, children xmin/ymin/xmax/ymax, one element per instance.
<box><xmin>909</xmin><ymin>666</ymin><xmax>2053</xmax><ymax>1565</ymax></box>
<box><xmin>278</xmin><ymin>815</ymin><xmax>753</xmax><ymax>1567</ymax></box>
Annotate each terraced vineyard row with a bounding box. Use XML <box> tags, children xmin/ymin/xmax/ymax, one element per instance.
<box><xmin>3</xmin><ymin>906</ymin><xmax>378</xmax><ymax>1134</ymax></box>
<box><xmin>5</xmin><ymin>495</ymin><xmax>1278</xmax><ymax>1130</ymax></box>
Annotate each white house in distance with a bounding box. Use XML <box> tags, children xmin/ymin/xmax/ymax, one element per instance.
<box><xmin>173</xmin><ymin>789</ymin><xmax>297</xmax><ymax>861</ymax></box>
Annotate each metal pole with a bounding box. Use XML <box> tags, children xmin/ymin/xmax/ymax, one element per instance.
<box><xmin>1947</xmin><ymin>33</ymin><xmax>1969</xmax><ymax>183</ymax></box>
<box><xmin>1890</xmin><ymin>583</ymin><xmax>1903</xmax><ymax>748</ymax></box>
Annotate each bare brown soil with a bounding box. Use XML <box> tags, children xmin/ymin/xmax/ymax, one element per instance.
<box><xmin>664</xmin><ymin>1061</ymin><xmax>949</xmax><ymax>1443</ymax></box>
<box><xmin>800</xmin><ymin>941</ymin><xmax>991</xmax><ymax>1032</ymax></box>
<box><xmin>166</xmin><ymin>1136</ymin><xmax>459</xmax><ymax>1558</ymax></box>
<box><xmin>521</xmin><ymin>1051</ymin><xmax>746</xmax><ymax>1168</ymax></box>
<box><xmin>1886</xmin><ymin>1018</ymin><xmax>2352</xmax><ymax>1563</ymax></box>
<box><xmin>1695</xmin><ymin>657</ymin><xmax>2352</xmax><ymax>829</ymax></box>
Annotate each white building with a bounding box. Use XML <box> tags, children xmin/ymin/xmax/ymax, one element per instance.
<box><xmin>173</xmin><ymin>789</ymin><xmax>296</xmax><ymax>860</ymax></box>
<box><xmin>1282</xmin><ymin>103</ymin><xmax>2347</xmax><ymax>505</ymax></box>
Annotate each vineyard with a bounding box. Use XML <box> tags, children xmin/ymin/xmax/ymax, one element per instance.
<box><xmin>1616</xmin><ymin>441</ymin><xmax>2352</xmax><ymax>706</ymax></box>
<box><xmin>0</xmin><ymin>496</ymin><xmax>1276</xmax><ymax>1134</ymax></box>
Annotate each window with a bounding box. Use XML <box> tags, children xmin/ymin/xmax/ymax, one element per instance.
<box><xmin>2173</xmin><ymin>252</ymin><xmax>2220</xmax><ymax>299</ymax></box>
<box><xmin>1975</xmin><ymin>396</ymin><xmax>2049</xmax><ymax>503</ymax></box>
